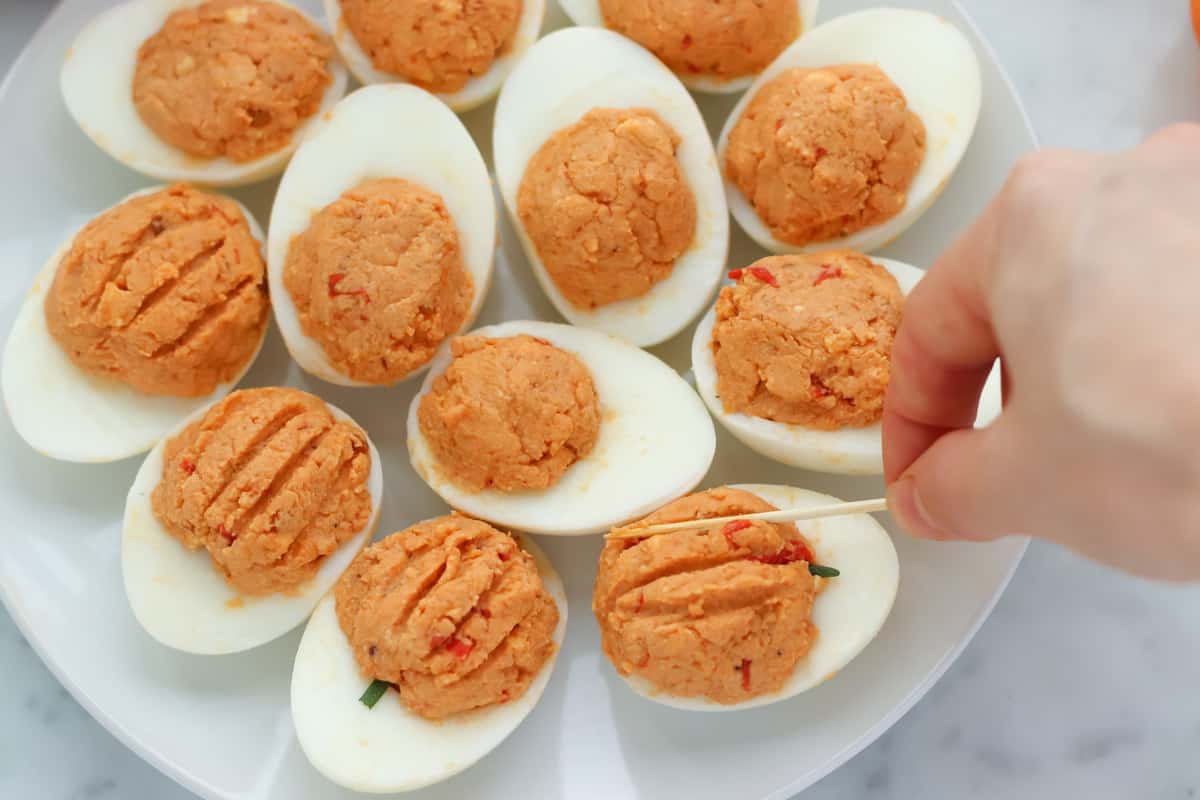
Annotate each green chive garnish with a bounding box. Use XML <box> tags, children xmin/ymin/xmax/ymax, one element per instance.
<box><xmin>809</xmin><ymin>563</ymin><xmax>840</xmax><ymax>578</ymax></box>
<box><xmin>359</xmin><ymin>679</ymin><xmax>390</xmax><ymax>709</ymax></box>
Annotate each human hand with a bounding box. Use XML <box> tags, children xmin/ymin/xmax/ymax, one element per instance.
<box><xmin>883</xmin><ymin>124</ymin><xmax>1200</xmax><ymax>580</ymax></box>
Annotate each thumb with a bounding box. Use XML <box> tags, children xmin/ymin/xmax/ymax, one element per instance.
<box><xmin>886</xmin><ymin>416</ymin><xmax>1030</xmax><ymax>542</ymax></box>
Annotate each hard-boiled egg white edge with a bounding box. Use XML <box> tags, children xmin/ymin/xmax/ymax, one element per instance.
<box><xmin>121</xmin><ymin>398</ymin><xmax>383</xmax><ymax>655</ymax></box>
<box><xmin>61</xmin><ymin>0</ymin><xmax>348</xmax><ymax>187</ymax></box>
<box><xmin>407</xmin><ymin>320</ymin><xmax>716</xmax><ymax>536</ymax></box>
<box><xmin>556</xmin><ymin>0</ymin><xmax>820</xmax><ymax>94</ymax></box>
<box><xmin>621</xmin><ymin>483</ymin><xmax>898</xmax><ymax>711</ymax></box>
<box><xmin>2</xmin><ymin>186</ymin><xmax>269</xmax><ymax>464</ymax></box>
<box><xmin>268</xmin><ymin>84</ymin><xmax>496</xmax><ymax>387</ymax></box>
<box><xmin>692</xmin><ymin>257</ymin><xmax>1002</xmax><ymax>475</ymax></box>
<box><xmin>322</xmin><ymin>0</ymin><xmax>546</xmax><ymax>112</ymax></box>
<box><xmin>716</xmin><ymin>8</ymin><xmax>983</xmax><ymax>254</ymax></box>
<box><xmin>493</xmin><ymin>27</ymin><xmax>729</xmax><ymax>347</ymax></box>
<box><xmin>291</xmin><ymin>532</ymin><xmax>566</xmax><ymax>793</ymax></box>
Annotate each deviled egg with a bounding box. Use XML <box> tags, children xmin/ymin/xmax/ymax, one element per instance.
<box><xmin>122</xmin><ymin>387</ymin><xmax>383</xmax><ymax>655</ymax></box>
<box><xmin>2</xmin><ymin>184</ymin><xmax>269</xmax><ymax>463</ymax></box>
<box><xmin>292</xmin><ymin>515</ymin><xmax>566</xmax><ymax>792</ymax></box>
<box><xmin>717</xmin><ymin>8</ymin><xmax>982</xmax><ymax>254</ymax></box>
<box><xmin>324</xmin><ymin>0</ymin><xmax>546</xmax><ymax>111</ymax></box>
<box><xmin>557</xmin><ymin>0</ymin><xmax>819</xmax><ymax>94</ymax></box>
<box><xmin>61</xmin><ymin>0</ymin><xmax>348</xmax><ymax>186</ymax></box>
<box><xmin>494</xmin><ymin>27</ymin><xmax>729</xmax><ymax>347</ymax></box>
<box><xmin>408</xmin><ymin>320</ymin><xmax>716</xmax><ymax>536</ymax></box>
<box><xmin>268</xmin><ymin>84</ymin><xmax>495</xmax><ymax>387</ymax></box>
<box><xmin>692</xmin><ymin>251</ymin><xmax>1001</xmax><ymax>474</ymax></box>
<box><xmin>594</xmin><ymin>484</ymin><xmax>898</xmax><ymax>711</ymax></box>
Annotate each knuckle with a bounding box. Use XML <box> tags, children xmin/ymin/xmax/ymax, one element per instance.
<box><xmin>999</xmin><ymin>151</ymin><xmax>1064</xmax><ymax>220</ymax></box>
<box><xmin>1011</xmin><ymin>149</ymin><xmax>1060</xmax><ymax>176</ymax></box>
<box><xmin>1004</xmin><ymin>150</ymin><xmax>1070</xmax><ymax>202</ymax></box>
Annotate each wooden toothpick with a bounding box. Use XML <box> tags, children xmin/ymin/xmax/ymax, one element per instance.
<box><xmin>605</xmin><ymin>498</ymin><xmax>888</xmax><ymax>540</ymax></box>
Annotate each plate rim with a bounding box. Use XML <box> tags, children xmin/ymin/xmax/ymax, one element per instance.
<box><xmin>763</xmin><ymin>2</ymin><xmax>1040</xmax><ymax>792</ymax></box>
<box><xmin>0</xmin><ymin>1</ymin><xmax>1037</xmax><ymax>798</ymax></box>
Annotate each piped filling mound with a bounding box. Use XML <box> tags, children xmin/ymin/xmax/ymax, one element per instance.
<box><xmin>593</xmin><ymin>487</ymin><xmax>822</xmax><ymax>704</ymax></box>
<box><xmin>712</xmin><ymin>251</ymin><xmax>903</xmax><ymax>429</ymax></box>
<box><xmin>282</xmin><ymin>178</ymin><xmax>474</xmax><ymax>385</ymax></box>
<box><xmin>43</xmin><ymin>183</ymin><xmax>268</xmax><ymax>397</ymax></box>
<box><xmin>598</xmin><ymin>0</ymin><xmax>799</xmax><ymax>82</ymax></box>
<box><xmin>725</xmin><ymin>65</ymin><xmax>927</xmax><ymax>246</ymax></box>
<box><xmin>133</xmin><ymin>0</ymin><xmax>333</xmax><ymax>162</ymax></box>
<box><xmin>417</xmin><ymin>334</ymin><xmax>601</xmax><ymax>492</ymax></box>
<box><xmin>340</xmin><ymin>0</ymin><xmax>521</xmax><ymax>93</ymax></box>
<box><xmin>517</xmin><ymin>108</ymin><xmax>697</xmax><ymax>309</ymax></box>
<box><xmin>152</xmin><ymin>387</ymin><xmax>373</xmax><ymax>595</ymax></box>
<box><xmin>335</xmin><ymin>514</ymin><xmax>560</xmax><ymax>720</ymax></box>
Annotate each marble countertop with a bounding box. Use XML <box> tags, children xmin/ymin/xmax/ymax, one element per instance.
<box><xmin>2</xmin><ymin>1</ymin><xmax>1200</xmax><ymax>799</ymax></box>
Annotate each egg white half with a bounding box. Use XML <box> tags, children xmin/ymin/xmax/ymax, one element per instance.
<box><xmin>2</xmin><ymin>187</ymin><xmax>268</xmax><ymax>464</ymax></box>
<box><xmin>493</xmin><ymin>27</ymin><xmax>729</xmax><ymax>347</ymax></box>
<box><xmin>60</xmin><ymin>0</ymin><xmax>349</xmax><ymax>187</ymax></box>
<box><xmin>717</xmin><ymin>8</ymin><xmax>982</xmax><ymax>254</ymax></box>
<box><xmin>692</xmin><ymin>257</ymin><xmax>1002</xmax><ymax>475</ymax></box>
<box><xmin>291</xmin><ymin>532</ymin><xmax>567</xmax><ymax>793</ymax></box>
<box><xmin>121</xmin><ymin>398</ymin><xmax>383</xmax><ymax>655</ymax></box>
<box><xmin>268</xmin><ymin>84</ymin><xmax>496</xmax><ymax>387</ymax></box>
<box><xmin>323</xmin><ymin>0</ymin><xmax>546</xmax><ymax>112</ymax></box>
<box><xmin>407</xmin><ymin>320</ymin><xmax>716</xmax><ymax>536</ymax></box>
<box><xmin>621</xmin><ymin>483</ymin><xmax>899</xmax><ymax>711</ymax></box>
<box><xmin>556</xmin><ymin>0</ymin><xmax>820</xmax><ymax>94</ymax></box>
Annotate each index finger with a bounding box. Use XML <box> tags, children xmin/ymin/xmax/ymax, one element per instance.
<box><xmin>882</xmin><ymin>199</ymin><xmax>1002</xmax><ymax>483</ymax></box>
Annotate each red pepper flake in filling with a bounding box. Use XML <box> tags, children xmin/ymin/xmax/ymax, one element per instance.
<box><xmin>740</xmin><ymin>658</ymin><xmax>752</xmax><ymax>691</ymax></box>
<box><xmin>634</xmin><ymin>591</ymin><xmax>645</xmax><ymax>613</ymax></box>
<box><xmin>445</xmin><ymin>636</ymin><xmax>474</xmax><ymax>660</ymax></box>
<box><xmin>328</xmin><ymin>273</ymin><xmax>370</xmax><ymax>302</ymax></box>
<box><xmin>480</xmin><ymin>608</ymin><xmax>492</xmax><ymax>619</ymax></box>
<box><xmin>727</xmin><ymin>268</ymin><xmax>744</xmax><ymax>281</ymax></box>
<box><xmin>681</xmin><ymin>34</ymin><xmax>693</xmax><ymax>49</ymax></box>
<box><xmin>217</xmin><ymin>523</ymin><xmax>235</xmax><ymax>543</ymax></box>
<box><xmin>429</xmin><ymin>634</ymin><xmax>448</xmax><ymax>650</ymax></box>
<box><xmin>722</xmin><ymin>519</ymin><xmax>752</xmax><ymax>547</ymax></box>
<box><xmin>791</xmin><ymin>539</ymin><xmax>814</xmax><ymax>564</ymax></box>
<box><xmin>210</xmin><ymin>205</ymin><xmax>237</xmax><ymax>226</ymax></box>
<box><xmin>748</xmin><ymin>266</ymin><xmax>778</xmax><ymax>287</ymax></box>
<box><xmin>179</xmin><ymin>458</ymin><xmax>196</xmax><ymax>475</ymax></box>
<box><xmin>811</xmin><ymin>383</ymin><xmax>831</xmax><ymax>399</ymax></box>
<box><xmin>775</xmin><ymin>118</ymin><xmax>784</xmax><ymax>132</ymax></box>
<box><xmin>749</xmin><ymin>539</ymin><xmax>813</xmax><ymax>566</ymax></box>
<box><xmin>813</xmin><ymin>264</ymin><xmax>844</xmax><ymax>286</ymax></box>
<box><xmin>815</xmin><ymin>146</ymin><xmax>828</xmax><ymax>159</ymax></box>
<box><xmin>498</xmin><ymin>550</ymin><xmax>511</xmax><ymax>561</ymax></box>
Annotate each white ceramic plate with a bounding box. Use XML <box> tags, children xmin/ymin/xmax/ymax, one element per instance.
<box><xmin>0</xmin><ymin>1</ymin><xmax>1033</xmax><ymax>799</ymax></box>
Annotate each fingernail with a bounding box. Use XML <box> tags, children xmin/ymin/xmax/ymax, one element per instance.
<box><xmin>888</xmin><ymin>476</ymin><xmax>947</xmax><ymax>540</ymax></box>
